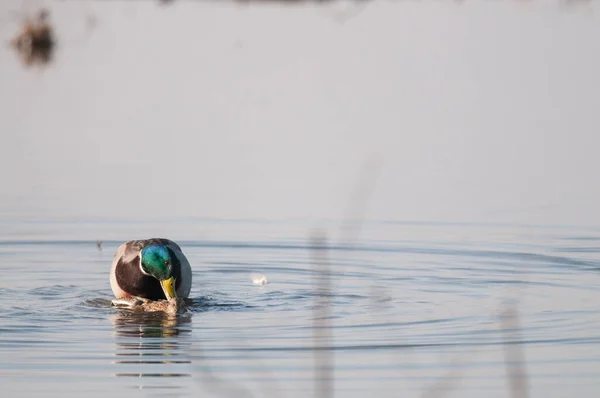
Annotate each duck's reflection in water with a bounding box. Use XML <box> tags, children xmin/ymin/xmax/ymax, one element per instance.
<box><xmin>111</xmin><ymin>309</ymin><xmax>193</xmax><ymax>390</ymax></box>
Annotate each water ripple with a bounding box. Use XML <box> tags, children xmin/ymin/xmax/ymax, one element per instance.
<box><xmin>2</xmin><ymin>222</ymin><xmax>600</xmax><ymax>397</ymax></box>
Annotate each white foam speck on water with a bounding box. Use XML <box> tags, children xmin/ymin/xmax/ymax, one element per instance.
<box><xmin>251</xmin><ymin>274</ymin><xmax>268</xmax><ymax>286</ymax></box>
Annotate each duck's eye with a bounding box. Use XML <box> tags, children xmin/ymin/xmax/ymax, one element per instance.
<box><xmin>164</xmin><ymin>260</ymin><xmax>169</xmax><ymax>266</ymax></box>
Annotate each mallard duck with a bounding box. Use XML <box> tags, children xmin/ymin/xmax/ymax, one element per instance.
<box><xmin>110</xmin><ymin>238</ymin><xmax>192</xmax><ymax>308</ymax></box>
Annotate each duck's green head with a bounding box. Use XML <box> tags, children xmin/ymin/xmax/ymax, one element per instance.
<box><xmin>140</xmin><ymin>244</ymin><xmax>177</xmax><ymax>299</ymax></box>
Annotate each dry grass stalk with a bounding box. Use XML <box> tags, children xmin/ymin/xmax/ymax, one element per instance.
<box><xmin>311</xmin><ymin>230</ymin><xmax>334</xmax><ymax>398</ymax></box>
<box><xmin>500</xmin><ymin>305</ymin><xmax>530</xmax><ymax>398</ymax></box>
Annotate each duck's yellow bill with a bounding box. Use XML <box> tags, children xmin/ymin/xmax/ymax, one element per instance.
<box><xmin>160</xmin><ymin>276</ymin><xmax>177</xmax><ymax>299</ymax></box>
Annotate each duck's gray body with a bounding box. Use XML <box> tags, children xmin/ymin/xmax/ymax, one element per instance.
<box><xmin>110</xmin><ymin>238</ymin><xmax>192</xmax><ymax>302</ymax></box>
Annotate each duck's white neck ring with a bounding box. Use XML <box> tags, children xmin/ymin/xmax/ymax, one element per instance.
<box><xmin>139</xmin><ymin>255</ymin><xmax>150</xmax><ymax>276</ymax></box>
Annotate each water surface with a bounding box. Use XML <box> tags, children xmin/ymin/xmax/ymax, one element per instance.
<box><xmin>2</xmin><ymin>219</ymin><xmax>600</xmax><ymax>397</ymax></box>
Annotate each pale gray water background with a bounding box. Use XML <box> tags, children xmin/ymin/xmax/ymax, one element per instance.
<box><xmin>1</xmin><ymin>0</ymin><xmax>600</xmax><ymax>397</ymax></box>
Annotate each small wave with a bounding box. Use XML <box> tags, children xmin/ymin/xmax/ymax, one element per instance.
<box><xmin>29</xmin><ymin>285</ymin><xmax>78</xmax><ymax>297</ymax></box>
<box><xmin>80</xmin><ymin>297</ymin><xmax>113</xmax><ymax>308</ymax></box>
<box><xmin>186</xmin><ymin>296</ymin><xmax>253</xmax><ymax>313</ymax></box>
<box><xmin>190</xmin><ymin>336</ymin><xmax>600</xmax><ymax>354</ymax></box>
